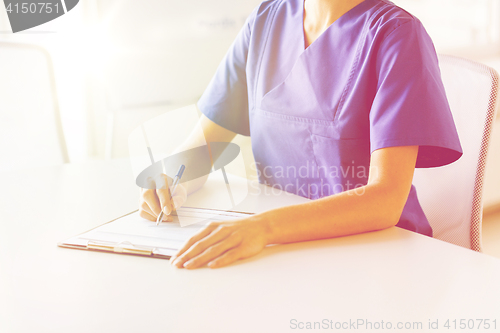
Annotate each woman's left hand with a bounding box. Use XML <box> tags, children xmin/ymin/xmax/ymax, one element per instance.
<box><xmin>170</xmin><ymin>216</ymin><xmax>270</xmax><ymax>269</ymax></box>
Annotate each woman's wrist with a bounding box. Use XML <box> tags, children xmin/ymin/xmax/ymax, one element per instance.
<box><xmin>249</xmin><ymin>210</ymin><xmax>276</xmax><ymax>246</ymax></box>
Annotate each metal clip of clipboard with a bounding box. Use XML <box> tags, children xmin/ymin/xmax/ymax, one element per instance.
<box><xmin>87</xmin><ymin>240</ymin><xmax>154</xmax><ymax>256</ymax></box>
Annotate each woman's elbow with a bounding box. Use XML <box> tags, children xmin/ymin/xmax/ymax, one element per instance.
<box><xmin>369</xmin><ymin>186</ymin><xmax>409</xmax><ymax>230</ymax></box>
<box><xmin>381</xmin><ymin>208</ymin><xmax>403</xmax><ymax>229</ymax></box>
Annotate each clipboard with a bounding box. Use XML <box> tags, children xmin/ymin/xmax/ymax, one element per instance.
<box><xmin>58</xmin><ymin>207</ymin><xmax>253</xmax><ymax>259</ymax></box>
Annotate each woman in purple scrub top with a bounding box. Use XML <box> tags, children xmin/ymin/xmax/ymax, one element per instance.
<box><xmin>140</xmin><ymin>0</ymin><xmax>462</xmax><ymax>269</ymax></box>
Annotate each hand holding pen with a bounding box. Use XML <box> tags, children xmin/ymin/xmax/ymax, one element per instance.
<box><xmin>139</xmin><ymin>165</ymin><xmax>187</xmax><ymax>223</ymax></box>
<box><xmin>138</xmin><ymin>126</ymin><xmax>188</xmax><ymax>223</ymax></box>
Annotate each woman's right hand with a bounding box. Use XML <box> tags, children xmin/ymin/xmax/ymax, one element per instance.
<box><xmin>139</xmin><ymin>173</ymin><xmax>188</xmax><ymax>222</ymax></box>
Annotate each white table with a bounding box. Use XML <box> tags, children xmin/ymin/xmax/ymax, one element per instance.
<box><xmin>1</xmin><ymin>160</ymin><xmax>499</xmax><ymax>333</ymax></box>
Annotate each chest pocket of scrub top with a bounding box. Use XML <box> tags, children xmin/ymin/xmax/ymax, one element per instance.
<box><xmin>252</xmin><ymin>99</ymin><xmax>371</xmax><ymax>200</ymax></box>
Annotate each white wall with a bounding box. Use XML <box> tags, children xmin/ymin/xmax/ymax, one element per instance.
<box><xmin>86</xmin><ymin>0</ymin><xmax>262</xmax><ymax>159</ymax></box>
<box><xmin>396</xmin><ymin>0</ymin><xmax>500</xmax><ymax>58</ymax></box>
<box><xmin>0</xmin><ymin>2</ymin><xmax>88</xmax><ymax>163</ymax></box>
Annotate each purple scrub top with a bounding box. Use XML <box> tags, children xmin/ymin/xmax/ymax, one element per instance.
<box><xmin>198</xmin><ymin>0</ymin><xmax>463</xmax><ymax>237</ymax></box>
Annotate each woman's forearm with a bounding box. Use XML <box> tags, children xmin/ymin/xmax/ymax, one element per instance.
<box><xmin>259</xmin><ymin>146</ymin><xmax>419</xmax><ymax>245</ymax></box>
<box><xmin>260</xmin><ymin>182</ymin><xmax>409</xmax><ymax>245</ymax></box>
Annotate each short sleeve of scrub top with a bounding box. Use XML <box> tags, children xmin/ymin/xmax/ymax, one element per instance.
<box><xmin>369</xmin><ymin>18</ymin><xmax>462</xmax><ymax>167</ymax></box>
<box><xmin>197</xmin><ymin>0</ymin><xmax>463</xmax><ymax>237</ymax></box>
<box><xmin>197</xmin><ymin>6</ymin><xmax>258</xmax><ymax>135</ymax></box>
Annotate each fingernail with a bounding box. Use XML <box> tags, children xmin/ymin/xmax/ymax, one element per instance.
<box><xmin>163</xmin><ymin>206</ymin><xmax>171</xmax><ymax>215</ymax></box>
<box><xmin>207</xmin><ymin>261</ymin><xmax>214</xmax><ymax>268</ymax></box>
<box><xmin>183</xmin><ymin>261</ymin><xmax>193</xmax><ymax>268</ymax></box>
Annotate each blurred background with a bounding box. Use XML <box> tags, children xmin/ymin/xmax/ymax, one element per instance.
<box><xmin>0</xmin><ymin>0</ymin><xmax>499</xmax><ymax>212</ymax></box>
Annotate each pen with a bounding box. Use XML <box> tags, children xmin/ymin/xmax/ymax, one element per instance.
<box><xmin>156</xmin><ymin>164</ymin><xmax>185</xmax><ymax>225</ymax></box>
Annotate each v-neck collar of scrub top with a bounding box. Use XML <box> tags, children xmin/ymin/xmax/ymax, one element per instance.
<box><xmin>301</xmin><ymin>0</ymin><xmax>373</xmax><ymax>51</ymax></box>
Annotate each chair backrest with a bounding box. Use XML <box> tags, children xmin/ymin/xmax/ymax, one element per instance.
<box><xmin>413</xmin><ymin>55</ymin><xmax>499</xmax><ymax>251</ymax></box>
<box><xmin>0</xmin><ymin>42</ymin><xmax>69</xmax><ymax>172</ymax></box>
